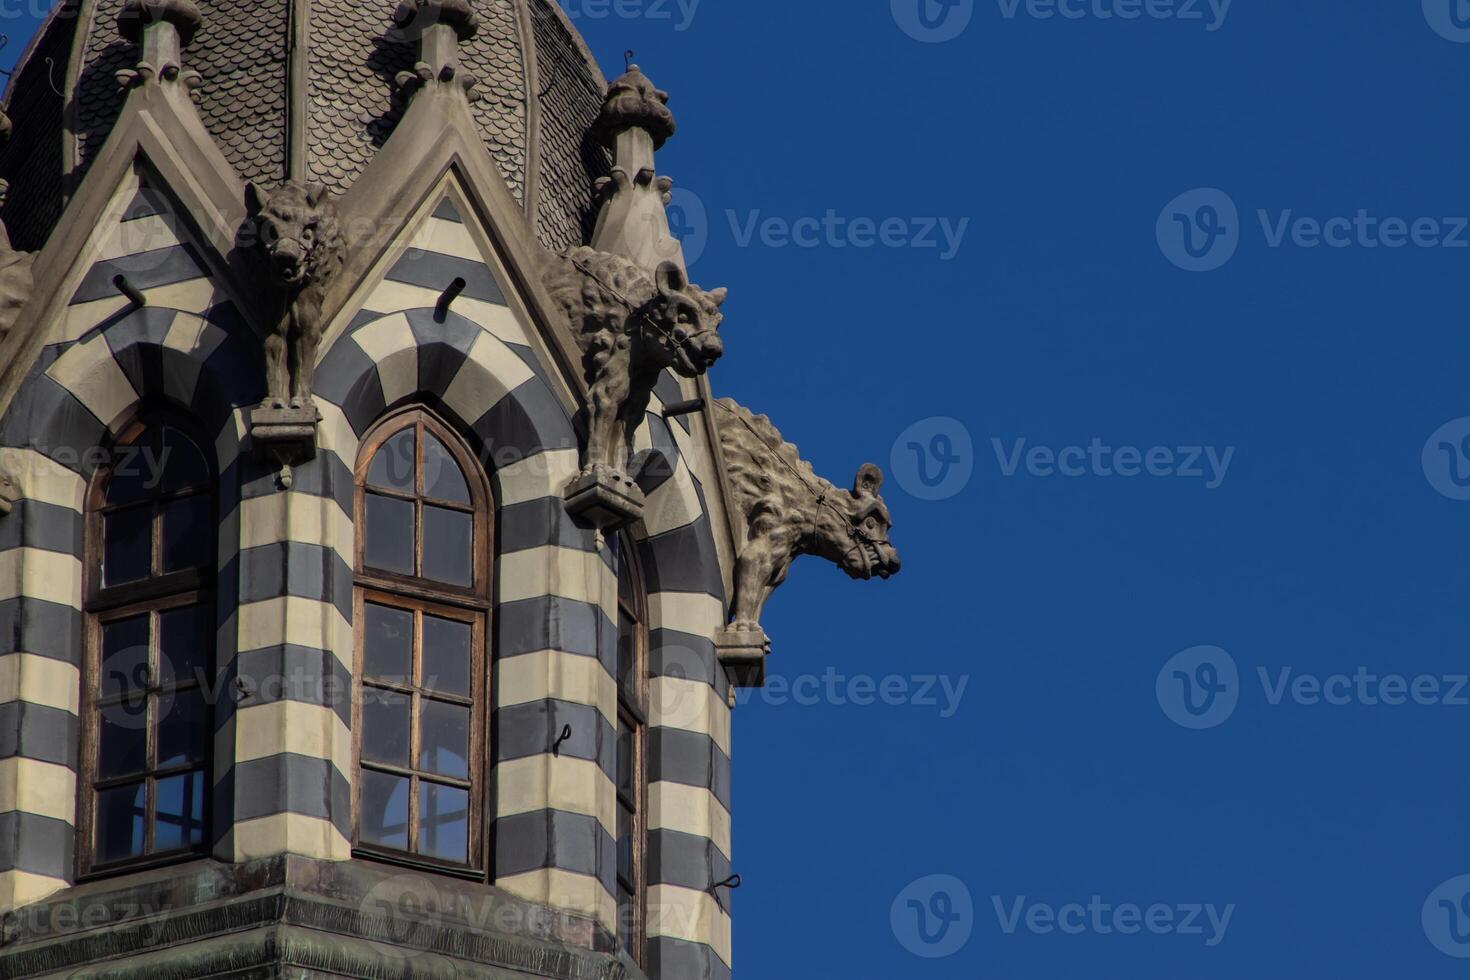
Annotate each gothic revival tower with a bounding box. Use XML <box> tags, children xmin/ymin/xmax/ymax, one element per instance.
<box><xmin>0</xmin><ymin>2</ymin><xmax>900</xmax><ymax>977</ymax></box>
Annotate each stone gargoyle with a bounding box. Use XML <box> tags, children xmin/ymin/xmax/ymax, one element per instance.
<box><xmin>544</xmin><ymin>246</ymin><xmax>726</xmax><ymax>526</ymax></box>
<box><xmin>245</xmin><ymin>180</ymin><xmax>346</xmax><ymax>410</ymax></box>
<box><xmin>243</xmin><ymin>181</ymin><xmax>346</xmax><ymax>487</ymax></box>
<box><xmin>714</xmin><ymin>398</ymin><xmax>902</xmax><ymax>685</ymax></box>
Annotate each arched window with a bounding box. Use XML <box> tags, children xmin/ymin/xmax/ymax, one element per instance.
<box><xmin>80</xmin><ymin>419</ymin><xmax>215</xmax><ymax>875</ymax></box>
<box><xmin>353</xmin><ymin>409</ymin><xmax>490</xmax><ymax>872</ymax></box>
<box><xmin>615</xmin><ymin>531</ymin><xmax>649</xmax><ymax>961</ymax></box>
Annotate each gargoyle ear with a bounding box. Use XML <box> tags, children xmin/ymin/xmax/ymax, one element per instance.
<box><xmin>655</xmin><ymin>260</ymin><xmax>688</xmax><ymax>297</ymax></box>
<box><xmin>706</xmin><ymin>287</ymin><xmax>728</xmax><ymax>307</ymax></box>
<box><xmin>304</xmin><ymin>182</ymin><xmax>329</xmax><ymax>207</ymax></box>
<box><xmin>244</xmin><ymin>181</ymin><xmax>265</xmax><ymax>215</ymax></box>
<box><xmin>853</xmin><ymin>463</ymin><xmax>884</xmax><ymax>497</ymax></box>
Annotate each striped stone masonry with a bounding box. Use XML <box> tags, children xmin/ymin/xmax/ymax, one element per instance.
<box><xmin>0</xmin><ymin>171</ymin><xmax>737</xmax><ymax>980</ymax></box>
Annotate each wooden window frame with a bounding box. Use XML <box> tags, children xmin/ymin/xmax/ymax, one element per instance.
<box><xmin>615</xmin><ymin>531</ymin><xmax>650</xmax><ymax>963</ymax></box>
<box><xmin>78</xmin><ymin>415</ymin><xmax>216</xmax><ymax>879</ymax></box>
<box><xmin>351</xmin><ymin>407</ymin><xmax>493</xmax><ymax>878</ymax></box>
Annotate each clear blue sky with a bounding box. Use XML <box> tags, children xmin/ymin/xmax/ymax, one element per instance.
<box><xmin>11</xmin><ymin>1</ymin><xmax>1470</xmax><ymax>976</ymax></box>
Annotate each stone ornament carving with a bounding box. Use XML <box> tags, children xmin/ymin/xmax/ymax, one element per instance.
<box><xmin>543</xmin><ymin>246</ymin><xmax>726</xmax><ymax>527</ymax></box>
<box><xmin>244</xmin><ymin>181</ymin><xmax>347</xmax><ymax>486</ymax></box>
<box><xmin>590</xmin><ymin>65</ymin><xmax>686</xmax><ymax>275</ymax></box>
<box><xmin>115</xmin><ymin>0</ymin><xmax>204</xmax><ymax>90</ymax></box>
<box><xmin>714</xmin><ymin>398</ymin><xmax>902</xmax><ymax>686</ymax></box>
<box><xmin>0</xmin><ymin>115</ymin><xmax>34</xmax><ymax>347</ymax></box>
<box><xmin>392</xmin><ymin>0</ymin><xmax>482</xmax><ymax>102</ymax></box>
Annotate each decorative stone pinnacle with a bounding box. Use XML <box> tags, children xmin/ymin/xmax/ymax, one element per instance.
<box><xmin>116</xmin><ymin>0</ymin><xmax>204</xmax><ymax>91</ymax></box>
<box><xmin>393</xmin><ymin>0</ymin><xmax>479</xmax><ymax>42</ymax></box>
<box><xmin>392</xmin><ymin>0</ymin><xmax>481</xmax><ymax>102</ymax></box>
<box><xmin>118</xmin><ymin>0</ymin><xmax>203</xmax><ymax>47</ymax></box>
<box><xmin>595</xmin><ymin>64</ymin><xmax>676</xmax><ymax>150</ymax></box>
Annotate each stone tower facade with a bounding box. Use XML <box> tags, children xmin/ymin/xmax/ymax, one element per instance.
<box><xmin>0</xmin><ymin>2</ymin><xmax>900</xmax><ymax>977</ymax></box>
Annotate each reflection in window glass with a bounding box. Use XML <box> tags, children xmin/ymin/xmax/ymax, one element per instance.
<box><xmin>360</xmin><ymin>769</ymin><xmax>411</xmax><ymax>851</ymax></box>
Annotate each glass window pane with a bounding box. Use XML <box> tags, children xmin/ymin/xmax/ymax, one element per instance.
<box><xmin>421</xmin><ymin>615</ymin><xmax>471</xmax><ymax>697</ymax></box>
<box><xmin>361</xmin><ymin>687</ymin><xmax>411</xmax><ymax>767</ymax></box>
<box><xmin>156</xmin><ymin>687</ymin><xmax>207</xmax><ymax>769</ymax></box>
<box><xmin>158</xmin><ymin>604</ymin><xmax>209</xmax><ymax>688</ymax></box>
<box><xmin>103</xmin><ymin>505</ymin><xmax>152</xmax><ymax>586</ymax></box>
<box><xmin>618</xmin><ymin>543</ymin><xmax>636</xmax><ymax>610</ymax></box>
<box><xmin>105</xmin><ymin>428</ymin><xmax>162</xmax><ymax>506</ymax></box>
<box><xmin>364</xmin><ymin>493</ymin><xmax>415</xmax><ymax>576</ymax></box>
<box><xmin>617</xmin><ymin>722</ymin><xmax>634</xmax><ymax>797</ymax></box>
<box><xmin>100</xmin><ymin>614</ymin><xmax>150</xmax><ymax>697</ymax></box>
<box><xmin>618</xmin><ymin>612</ymin><xmax>636</xmax><ymax>694</ymax></box>
<box><xmin>95</xmin><ymin>782</ymin><xmax>146</xmax><ymax>864</ymax></box>
<box><xmin>158</xmin><ymin>426</ymin><xmax>209</xmax><ymax>493</ymax></box>
<box><xmin>618</xmin><ymin>891</ymin><xmax>634</xmax><ymax>946</ymax></box>
<box><xmin>99</xmin><ymin>697</ymin><xmax>148</xmax><ymax>779</ymax></box>
<box><xmin>618</xmin><ymin>804</ymin><xmax>634</xmax><ymax>882</ymax></box>
<box><xmin>367</xmin><ymin>428</ymin><xmax>416</xmax><ymax>493</ymax></box>
<box><xmin>360</xmin><ymin>769</ymin><xmax>410</xmax><ymax>851</ymax></box>
<box><xmin>418</xmin><ymin>781</ymin><xmax>469</xmax><ymax>863</ymax></box>
<box><xmin>161</xmin><ymin>494</ymin><xmax>212</xmax><ymax>573</ymax></box>
<box><xmin>153</xmin><ymin>770</ymin><xmax>205</xmax><ymax>851</ymax></box>
<box><xmin>422</xmin><ymin>432</ymin><xmax>470</xmax><ymax>504</ymax></box>
<box><xmin>418</xmin><ymin>699</ymin><xmax>469</xmax><ymax>780</ymax></box>
<box><xmin>422</xmin><ymin>506</ymin><xmax>471</xmax><ymax>586</ymax></box>
<box><xmin>363</xmin><ymin>604</ymin><xmax>413</xmax><ymax>683</ymax></box>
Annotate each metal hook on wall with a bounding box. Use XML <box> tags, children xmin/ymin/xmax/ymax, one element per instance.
<box><xmin>551</xmin><ymin>724</ymin><xmax>572</xmax><ymax>757</ymax></box>
<box><xmin>710</xmin><ymin>873</ymin><xmax>742</xmax><ymax>913</ymax></box>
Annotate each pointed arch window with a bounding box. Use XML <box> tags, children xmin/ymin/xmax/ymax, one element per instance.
<box><xmin>80</xmin><ymin>419</ymin><xmax>216</xmax><ymax>876</ymax></box>
<box><xmin>615</xmin><ymin>531</ymin><xmax>649</xmax><ymax>961</ymax></box>
<box><xmin>353</xmin><ymin>409</ymin><xmax>491</xmax><ymax>873</ymax></box>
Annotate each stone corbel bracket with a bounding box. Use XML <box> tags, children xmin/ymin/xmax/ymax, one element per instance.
<box><xmin>712</xmin><ymin>399</ymin><xmax>903</xmax><ymax>688</ymax></box>
<box><xmin>115</xmin><ymin>0</ymin><xmax>205</xmax><ymax>92</ymax></box>
<box><xmin>392</xmin><ymin>0</ymin><xmax>482</xmax><ymax>102</ymax></box>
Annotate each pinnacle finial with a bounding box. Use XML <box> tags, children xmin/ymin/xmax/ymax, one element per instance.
<box><xmin>596</xmin><ymin>64</ymin><xmax>676</xmax><ymax>150</ymax></box>
<box><xmin>118</xmin><ymin>0</ymin><xmax>203</xmax><ymax>47</ymax></box>
<box><xmin>393</xmin><ymin>0</ymin><xmax>479</xmax><ymax>42</ymax></box>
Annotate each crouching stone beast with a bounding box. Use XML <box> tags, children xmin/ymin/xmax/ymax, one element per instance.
<box><xmin>246</xmin><ymin>181</ymin><xmax>345</xmax><ymax>409</ymax></box>
<box><xmin>543</xmin><ymin>246</ymin><xmax>726</xmax><ymax>522</ymax></box>
<box><xmin>714</xmin><ymin>398</ymin><xmax>902</xmax><ymax>684</ymax></box>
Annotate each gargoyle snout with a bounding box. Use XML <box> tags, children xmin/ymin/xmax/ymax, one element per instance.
<box><xmin>271</xmin><ymin>239</ymin><xmax>306</xmax><ymax>281</ymax></box>
<box><xmin>696</xmin><ymin>331</ymin><xmax>724</xmax><ymax>363</ymax></box>
<box><xmin>877</xmin><ymin>546</ymin><xmax>902</xmax><ymax>577</ymax></box>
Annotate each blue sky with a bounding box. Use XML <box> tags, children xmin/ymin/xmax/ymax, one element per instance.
<box><xmin>11</xmin><ymin>0</ymin><xmax>1470</xmax><ymax>976</ymax></box>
